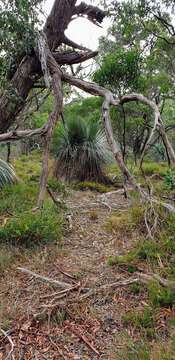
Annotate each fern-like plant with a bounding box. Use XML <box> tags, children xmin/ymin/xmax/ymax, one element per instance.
<box><xmin>54</xmin><ymin>118</ymin><xmax>112</xmax><ymax>183</ymax></box>
<box><xmin>0</xmin><ymin>159</ymin><xmax>17</xmax><ymax>189</ymax></box>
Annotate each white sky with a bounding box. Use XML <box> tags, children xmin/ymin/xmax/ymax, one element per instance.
<box><xmin>43</xmin><ymin>0</ymin><xmax>109</xmax><ymax>50</ymax></box>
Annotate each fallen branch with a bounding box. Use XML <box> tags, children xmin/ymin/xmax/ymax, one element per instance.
<box><xmin>40</xmin><ymin>283</ymin><xmax>80</xmax><ymax>304</ymax></box>
<box><xmin>0</xmin><ymin>328</ymin><xmax>14</xmax><ymax>360</ymax></box>
<box><xmin>79</xmin><ymin>272</ymin><xmax>175</xmax><ymax>300</ymax></box>
<box><xmin>80</xmin><ymin>277</ymin><xmax>139</xmax><ymax>300</ymax></box>
<box><xmin>17</xmin><ymin>267</ymin><xmax>71</xmax><ymax>289</ymax></box>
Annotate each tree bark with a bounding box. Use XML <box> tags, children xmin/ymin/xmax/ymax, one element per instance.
<box><xmin>0</xmin><ymin>0</ymin><xmax>105</xmax><ymax>133</ymax></box>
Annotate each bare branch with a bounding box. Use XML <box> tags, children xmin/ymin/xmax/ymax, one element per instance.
<box><xmin>17</xmin><ymin>267</ymin><xmax>71</xmax><ymax>289</ymax></box>
<box><xmin>63</xmin><ymin>35</ymin><xmax>89</xmax><ymax>51</ymax></box>
<box><xmin>0</xmin><ymin>328</ymin><xmax>14</xmax><ymax>360</ymax></box>
<box><xmin>74</xmin><ymin>2</ymin><xmax>105</xmax><ymax>26</ymax></box>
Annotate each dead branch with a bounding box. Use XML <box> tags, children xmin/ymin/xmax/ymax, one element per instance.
<box><xmin>67</xmin><ymin>323</ymin><xmax>100</xmax><ymax>356</ymax></box>
<box><xmin>46</xmin><ymin>185</ymin><xmax>64</xmax><ymax>207</ymax></box>
<box><xmin>36</xmin><ymin>36</ymin><xmax>63</xmax><ymax>208</ymax></box>
<box><xmin>79</xmin><ymin>272</ymin><xmax>175</xmax><ymax>301</ymax></box>
<box><xmin>74</xmin><ymin>2</ymin><xmax>105</xmax><ymax>26</ymax></box>
<box><xmin>80</xmin><ymin>277</ymin><xmax>139</xmax><ymax>300</ymax></box>
<box><xmin>17</xmin><ymin>267</ymin><xmax>72</xmax><ymax>289</ymax></box>
<box><xmin>0</xmin><ymin>328</ymin><xmax>15</xmax><ymax>360</ymax></box>
<box><xmin>62</xmin><ymin>72</ymin><xmax>175</xmax><ymax>213</ymax></box>
<box><xmin>40</xmin><ymin>286</ymin><xmax>80</xmax><ymax>304</ymax></box>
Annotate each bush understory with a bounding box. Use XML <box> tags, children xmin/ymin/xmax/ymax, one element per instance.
<box><xmin>0</xmin><ymin>152</ymin><xmax>65</xmax><ymax>265</ymax></box>
<box><xmin>107</xmin><ymin>191</ymin><xmax>175</xmax><ymax>352</ymax></box>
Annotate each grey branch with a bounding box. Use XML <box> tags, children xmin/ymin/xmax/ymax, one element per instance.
<box><xmin>17</xmin><ymin>267</ymin><xmax>72</xmax><ymax>289</ymax></box>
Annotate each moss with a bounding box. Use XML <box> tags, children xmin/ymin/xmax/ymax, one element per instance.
<box><xmin>75</xmin><ymin>181</ymin><xmax>112</xmax><ymax>193</ymax></box>
<box><xmin>89</xmin><ymin>210</ymin><xmax>98</xmax><ymax>220</ymax></box>
<box><xmin>108</xmin><ymin>252</ymin><xmax>137</xmax><ymax>266</ymax></box>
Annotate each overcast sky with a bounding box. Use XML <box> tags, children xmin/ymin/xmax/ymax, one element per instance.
<box><xmin>43</xmin><ymin>0</ymin><xmax>109</xmax><ymax>50</ymax></box>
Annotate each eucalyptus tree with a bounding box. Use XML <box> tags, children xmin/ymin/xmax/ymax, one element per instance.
<box><xmin>95</xmin><ymin>0</ymin><xmax>175</xmax><ymax>161</ymax></box>
<box><xmin>0</xmin><ymin>0</ymin><xmax>175</xmax><ymax>209</ymax></box>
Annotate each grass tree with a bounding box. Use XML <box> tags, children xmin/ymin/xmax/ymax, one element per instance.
<box><xmin>54</xmin><ymin>118</ymin><xmax>112</xmax><ymax>183</ymax></box>
<box><xmin>0</xmin><ymin>159</ymin><xmax>17</xmax><ymax>189</ymax></box>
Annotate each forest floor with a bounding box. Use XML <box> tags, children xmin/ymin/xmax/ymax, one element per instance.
<box><xmin>0</xmin><ymin>186</ymin><xmax>175</xmax><ymax>359</ymax></box>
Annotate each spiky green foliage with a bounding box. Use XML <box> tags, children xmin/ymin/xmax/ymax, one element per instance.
<box><xmin>0</xmin><ymin>159</ymin><xmax>17</xmax><ymax>189</ymax></box>
<box><xmin>54</xmin><ymin>118</ymin><xmax>112</xmax><ymax>183</ymax></box>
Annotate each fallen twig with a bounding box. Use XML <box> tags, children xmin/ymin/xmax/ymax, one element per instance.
<box><xmin>79</xmin><ymin>271</ymin><xmax>175</xmax><ymax>300</ymax></box>
<box><xmin>0</xmin><ymin>328</ymin><xmax>14</xmax><ymax>360</ymax></box>
<box><xmin>41</xmin><ymin>283</ymin><xmax>80</xmax><ymax>304</ymax></box>
<box><xmin>57</xmin><ymin>267</ymin><xmax>77</xmax><ymax>281</ymax></box>
<box><xmin>67</xmin><ymin>324</ymin><xmax>100</xmax><ymax>356</ymax></box>
<box><xmin>17</xmin><ymin>267</ymin><xmax>71</xmax><ymax>289</ymax></box>
<box><xmin>80</xmin><ymin>277</ymin><xmax>139</xmax><ymax>300</ymax></box>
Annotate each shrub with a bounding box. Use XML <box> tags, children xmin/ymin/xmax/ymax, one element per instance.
<box><xmin>0</xmin><ymin>159</ymin><xmax>17</xmax><ymax>189</ymax></box>
<box><xmin>148</xmin><ymin>282</ymin><xmax>175</xmax><ymax>308</ymax></box>
<box><xmin>163</xmin><ymin>169</ymin><xmax>175</xmax><ymax>190</ymax></box>
<box><xmin>54</xmin><ymin>118</ymin><xmax>112</xmax><ymax>183</ymax></box>
<box><xmin>0</xmin><ymin>204</ymin><xmax>63</xmax><ymax>247</ymax></box>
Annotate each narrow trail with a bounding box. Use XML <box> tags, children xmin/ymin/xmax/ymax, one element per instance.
<box><xmin>0</xmin><ymin>189</ymin><xmax>145</xmax><ymax>359</ymax></box>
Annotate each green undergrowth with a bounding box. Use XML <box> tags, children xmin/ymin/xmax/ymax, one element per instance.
<box><xmin>0</xmin><ymin>202</ymin><xmax>63</xmax><ymax>247</ymax></box>
<box><xmin>137</xmin><ymin>161</ymin><xmax>168</xmax><ymax>177</ymax></box>
<box><xmin>106</xmin><ymin>205</ymin><xmax>146</xmax><ymax>234</ymax></box>
<box><xmin>12</xmin><ymin>150</ymin><xmax>42</xmax><ymax>183</ymax></box>
<box><xmin>123</xmin><ymin>307</ymin><xmax>155</xmax><ymax>338</ymax></box>
<box><xmin>112</xmin><ymin>333</ymin><xmax>175</xmax><ymax>360</ymax></box>
<box><xmin>47</xmin><ymin>176</ymin><xmax>69</xmax><ymax>197</ymax></box>
<box><xmin>0</xmin><ymin>153</ymin><xmax>66</xmax><ymax>249</ymax></box>
<box><xmin>108</xmin><ymin>204</ymin><xmax>175</xmax><ymax>346</ymax></box>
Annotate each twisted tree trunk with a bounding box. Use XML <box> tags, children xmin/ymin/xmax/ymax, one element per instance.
<box><xmin>0</xmin><ymin>0</ymin><xmax>105</xmax><ymax>133</ymax></box>
<box><xmin>0</xmin><ymin>0</ymin><xmax>174</xmax><ymax>209</ymax></box>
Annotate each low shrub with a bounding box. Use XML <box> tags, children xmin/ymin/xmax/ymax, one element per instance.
<box><xmin>0</xmin><ymin>204</ymin><xmax>63</xmax><ymax>247</ymax></box>
<box><xmin>148</xmin><ymin>282</ymin><xmax>175</xmax><ymax>308</ymax></box>
<box><xmin>0</xmin><ymin>183</ymin><xmax>38</xmax><ymax>215</ymax></box>
<box><xmin>108</xmin><ymin>252</ymin><xmax>137</xmax><ymax>266</ymax></box>
<box><xmin>163</xmin><ymin>169</ymin><xmax>175</xmax><ymax>190</ymax></box>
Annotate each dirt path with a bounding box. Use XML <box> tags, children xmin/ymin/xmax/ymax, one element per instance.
<box><xmin>0</xmin><ymin>190</ymin><xmax>144</xmax><ymax>359</ymax></box>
